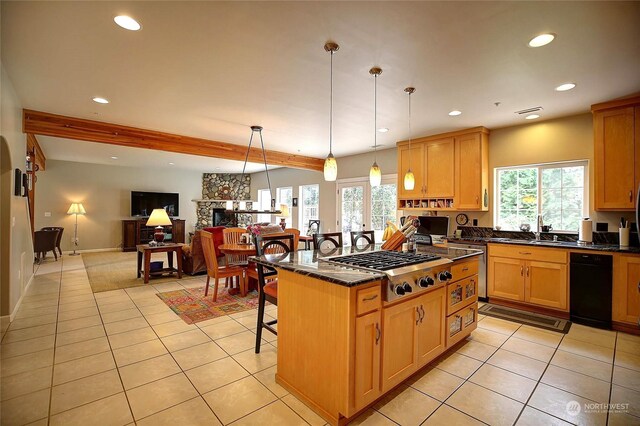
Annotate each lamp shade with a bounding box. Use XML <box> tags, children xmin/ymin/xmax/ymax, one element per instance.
<box><xmin>280</xmin><ymin>204</ymin><xmax>290</xmax><ymax>218</ymax></box>
<box><xmin>370</xmin><ymin>162</ymin><xmax>381</xmax><ymax>187</ymax></box>
<box><xmin>403</xmin><ymin>170</ymin><xmax>415</xmax><ymax>191</ymax></box>
<box><xmin>146</xmin><ymin>208</ymin><xmax>172</xmax><ymax>227</ymax></box>
<box><xmin>67</xmin><ymin>203</ymin><xmax>86</xmax><ymax>215</ymax></box>
<box><xmin>324</xmin><ymin>153</ymin><xmax>337</xmax><ymax>181</ymax></box>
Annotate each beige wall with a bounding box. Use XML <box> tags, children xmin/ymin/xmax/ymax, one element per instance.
<box><xmin>250</xmin><ymin>147</ymin><xmax>397</xmax><ymax>231</ymax></box>
<box><xmin>1</xmin><ymin>63</ymin><xmax>35</xmax><ymax>319</ymax></box>
<box><xmin>35</xmin><ymin>160</ymin><xmax>203</xmax><ymax>251</ymax></box>
<box><xmin>254</xmin><ymin>113</ymin><xmax>634</xmax><ymax>233</ymax></box>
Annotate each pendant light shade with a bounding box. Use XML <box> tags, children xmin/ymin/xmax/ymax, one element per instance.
<box><xmin>370</xmin><ymin>67</ymin><xmax>382</xmax><ymax>187</ymax></box>
<box><xmin>403</xmin><ymin>87</ymin><xmax>416</xmax><ymax>191</ymax></box>
<box><xmin>324</xmin><ymin>42</ymin><xmax>339</xmax><ymax>182</ymax></box>
<box><xmin>370</xmin><ymin>161</ymin><xmax>382</xmax><ymax>187</ymax></box>
<box><xmin>324</xmin><ymin>153</ymin><xmax>338</xmax><ymax>181</ymax></box>
<box><xmin>403</xmin><ymin>170</ymin><xmax>415</xmax><ymax>190</ymax></box>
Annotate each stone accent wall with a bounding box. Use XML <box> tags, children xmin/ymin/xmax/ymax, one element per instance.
<box><xmin>195</xmin><ymin>174</ymin><xmax>252</xmax><ymax>229</ymax></box>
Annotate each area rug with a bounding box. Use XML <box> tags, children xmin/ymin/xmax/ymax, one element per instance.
<box><xmin>83</xmin><ymin>251</ymin><xmax>199</xmax><ymax>293</ymax></box>
<box><xmin>156</xmin><ymin>286</ymin><xmax>261</xmax><ymax>324</ymax></box>
<box><xmin>479</xmin><ymin>303</ymin><xmax>571</xmax><ymax>333</ymax></box>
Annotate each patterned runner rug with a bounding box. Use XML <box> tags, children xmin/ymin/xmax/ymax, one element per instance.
<box><xmin>157</xmin><ymin>286</ymin><xmax>261</xmax><ymax>324</ymax></box>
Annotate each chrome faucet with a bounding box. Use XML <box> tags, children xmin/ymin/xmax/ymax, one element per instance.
<box><xmin>535</xmin><ymin>215</ymin><xmax>543</xmax><ymax>240</ymax></box>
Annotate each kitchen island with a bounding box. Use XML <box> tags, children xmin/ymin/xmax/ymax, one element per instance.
<box><xmin>253</xmin><ymin>244</ymin><xmax>482</xmax><ymax>425</ymax></box>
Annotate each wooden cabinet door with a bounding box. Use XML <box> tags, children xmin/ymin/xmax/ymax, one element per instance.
<box><xmin>594</xmin><ymin>107</ymin><xmax>636</xmax><ymax>210</ymax></box>
<box><xmin>416</xmin><ymin>288</ymin><xmax>445</xmax><ymax>367</ymax></box>
<box><xmin>398</xmin><ymin>143</ymin><xmax>425</xmax><ymax>198</ymax></box>
<box><xmin>381</xmin><ymin>299</ymin><xmax>419</xmax><ymax>391</ymax></box>
<box><xmin>122</xmin><ymin>220</ymin><xmax>137</xmax><ymax>251</ymax></box>
<box><xmin>172</xmin><ymin>220</ymin><xmax>186</xmax><ymax>244</ymax></box>
<box><xmin>613</xmin><ymin>255</ymin><xmax>640</xmax><ymax>325</ymax></box>
<box><xmin>425</xmin><ymin>138</ymin><xmax>455</xmax><ymax>198</ymax></box>
<box><xmin>456</xmin><ymin>133</ymin><xmax>482</xmax><ymax>210</ymax></box>
<box><xmin>488</xmin><ymin>257</ymin><xmax>524</xmax><ymax>301</ymax></box>
<box><xmin>525</xmin><ymin>261</ymin><xmax>568</xmax><ymax>311</ymax></box>
<box><xmin>354</xmin><ymin>310</ymin><xmax>382</xmax><ymax>410</ymax></box>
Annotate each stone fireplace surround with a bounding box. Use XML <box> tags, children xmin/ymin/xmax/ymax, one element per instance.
<box><xmin>195</xmin><ymin>173</ymin><xmax>252</xmax><ymax>229</ymax></box>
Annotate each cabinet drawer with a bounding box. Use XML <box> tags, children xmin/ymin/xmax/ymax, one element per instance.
<box><xmin>356</xmin><ymin>286</ymin><xmax>381</xmax><ymax>316</ymax></box>
<box><xmin>447</xmin><ymin>275</ymin><xmax>478</xmax><ymax>315</ymax></box>
<box><xmin>452</xmin><ymin>260</ymin><xmax>478</xmax><ymax>281</ymax></box>
<box><xmin>446</xmin><ymin>304</ymin><xmax>477</xmax><ymax>348</ymax></box>
<box><xmin>489</xmin><ymin>244</ymin><xmax>567</xmax><ymax>263</ymax></box>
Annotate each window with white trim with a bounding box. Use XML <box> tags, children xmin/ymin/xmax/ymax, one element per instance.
<box><xmin>256</xmin><ymin>189</ymin><xmax>272</xmax><ymax>223</ymax></box>
<box><xmin>495</xmin><ymin>161</ymin><xmax>588</xmax><ymax>232</ymax></box>
<box><xmin>276</xmin><ymin>187</ymin><xmax>293</xmax><ymax>228</ymax></box>
<box><xmin>299</xmin><ymin>184</ymin><xmax>319</xmax><ymax>234</ymax></box>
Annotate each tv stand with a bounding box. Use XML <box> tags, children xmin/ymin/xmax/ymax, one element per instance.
<box><xmin>122</xmin><ymin>219</ymin><xmax>185</xmax><ymax>252</ymax></box>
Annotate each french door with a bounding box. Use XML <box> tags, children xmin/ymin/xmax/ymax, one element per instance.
<box><xmin>337</xmin><ymin>176</ymin><xmax>397</xmax><ymax>244</ymax></box>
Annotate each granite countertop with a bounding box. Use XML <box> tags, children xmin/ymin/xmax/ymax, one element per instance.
<box><xmin>448</xmin><ymin>237</ymin><xmax>640</xmax><ymax>254</ymax></box>
<box><xmin>250</xmin><ymin>244</ymin><xmax>482</xmax><ymax>287</ymax></box>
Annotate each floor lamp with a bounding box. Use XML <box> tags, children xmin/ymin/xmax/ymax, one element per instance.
<box><xmin>67</xmin><ymin>202</ymin><xmax>86</xmax><ymax>256</ymax></box>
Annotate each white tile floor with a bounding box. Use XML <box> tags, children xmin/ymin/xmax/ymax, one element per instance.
<box><xmin>0</xmin><ymin>255</ymin><xmax>639</xmax><ymax>425</ymax></box>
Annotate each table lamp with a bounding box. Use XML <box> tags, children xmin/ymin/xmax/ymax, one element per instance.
<box><xmin>146</xmin><ymin>208</ymin><xmax>172</xmax><ymax>244</ymax></box>
<box><xmin>67</xmin><ymin>202</ymin><xmax>86</xmax><ymax>256</ymax></box>
<box><xmin>279</xmin><ymin>204</ymin><xmax>290</xmax><ymax>231</ymax></box>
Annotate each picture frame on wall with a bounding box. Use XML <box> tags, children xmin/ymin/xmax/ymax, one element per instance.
<box><xmin>292</xmin><ymin>198</ymin><xmax>298</xmax><ymax>207</ymax></box>
<box><xmin>14</xmin><ymin>169</ymin><xmax>22</xmax><ymax>196</ymax></box>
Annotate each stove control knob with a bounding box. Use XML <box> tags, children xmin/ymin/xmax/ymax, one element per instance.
<box><xmin>402</xmin><ymin>282</ymin><xmax>413</xmax><ymax>293</ymax></box>
<box><xmin>393</xmin><ymin>285</ymin><xmax>406</xmax><ymax>296</ymax></box>
<box><xmin>438</xmin><ymin>271</ymin><xmax>452</xmax><ymax>282</ymax></box>
<box><xmin>418</xmin><ymin>276</ymin><xmax>435</xmax><ymax>288</ymax></box>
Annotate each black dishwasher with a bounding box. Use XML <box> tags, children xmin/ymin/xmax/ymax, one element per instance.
<box><xmin>570</xmin><ymin>253</ymin><xmax>613</xmax><ymax>329</ymax></box>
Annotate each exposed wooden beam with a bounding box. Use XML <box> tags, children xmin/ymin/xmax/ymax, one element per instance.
<box><xmin>26</xmin><ymin>133</ymin><xmax>46</xmax><ymax>170</ymax></box>
<box><xmin>23</xmin><ymin>109</ymin><xmax>324</xmax><ymax>171</ymax></box>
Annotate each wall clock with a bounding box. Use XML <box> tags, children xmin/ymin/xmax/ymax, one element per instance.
<box><xmin>456</xmin><ymin>213</ymin><xmax>469</xmax><ymax>226</ymax></box>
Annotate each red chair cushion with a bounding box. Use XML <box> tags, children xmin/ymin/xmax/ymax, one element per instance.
<box><xmin>204</xmin><ymin>226</ymin><xmax>226</xmax><ymax>258</ymax></box>
<box><xmin>264</xmin><ymin>282</ymin><xmax>277</xmax><ymax>298</ymax></box>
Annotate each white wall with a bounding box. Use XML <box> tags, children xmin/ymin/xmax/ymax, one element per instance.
<box><xmin>250</xmin><ymin>147</ymin><xmax>397</xmax><ymax>232</ymax></box>
<box><xmin>35</xmin><ymin>160</ymin><xmax>203</xmax><ymax>251</ymax></box>
<box><xmin>1</xmin><ymin>63</ymin><xmax>35</xmax><ymax>320</ymax></box>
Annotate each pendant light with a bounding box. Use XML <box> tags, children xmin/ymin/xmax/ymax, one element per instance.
<box><xmin>323</xmin><ymin>42</ymin><xmax>339</xmax><ymax>181</ymax></box>
<box><xmin>403</xmin><ymin>87</ymin><xmax>416</xmax><ymax>191</ymax></box>
<box><xmin>369</xmin><ymin>67</ymin><xmax>382</xmax><ymax>187</ymax></box>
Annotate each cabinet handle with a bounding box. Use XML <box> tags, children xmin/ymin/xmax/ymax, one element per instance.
<box><xmin>476</xmin><ymin>196</ymin><xmax>479</xmax><ymax>205</ymax></box>
<box><xmin>419</xmin><ymin>305</ymin><xmax>425</xmax><ymax>324</ymax></box>
<box><xmin>416</xmin><ymin>307</ymin><xmax>421</xmax><ymax>325</ymax></box>
<box><xmin>362</xmin><ymin>294</ymin><xmax>378</xmax><ymax>302</ymax></box>
<box><xmin>375</xmin><ymin>323</ymin><xmax>381</xmax><ymax>344</ymax></box>
<box><xmin>526</xmin><ymin>267</ymin><xmax>529</xmax><ymax>277</ymax></box>
<box><xmin>520</xmin><ymin>266</ymin><xmax>524</xmax><ymax>276</ymax></box>
<box><xmin>462</xmin><ymin>267</ymin><xmax>469</xmax><ymax>272</ymax></box>
<box><xmin>637</xmin><ymin>281</ymin><xmax>640</xmax><ymax>293</ymax></box>
<box><xmin>519</xmin><ymin>252</ymin><xmax>532</xmax><ymax>255</ymax></box>
<box><xmin>630</xmin><ymin>190</ymin><xmax>633</xmax><ymax>202</ymax></box>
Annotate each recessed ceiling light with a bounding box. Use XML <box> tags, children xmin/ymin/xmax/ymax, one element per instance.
<box><xmin>93</xmin><ymin>97</ymin><xmax>109</xmax><ymax>104</ymax></box>
<box><xmin>528</xmin><ymin>33</ymin><xmax>555</xmax><ymax>47</ymax></box>
<box><xmin>114</xmin><ymin>15</ymin><xmax>141</xmax><ymax>31</ymax></box>
<box><xmin>168</xmin><ymin>162</ymin><xmax>174</xmax><ymax>165</ymax></box>
<box><xmin>377</xmin><ymin>128</ymin><xmax>389</xmax><ymax>133</ymax></box>
<box><xmin>555</xmin><ymin>83</ymin><xmax>576</xmax><ymax>92</ymax></box>
<box><xmin>448</xmin><ymin>110</ymin><xmax>462</xmax><ymax>116</ymax></box>
<box><xmin>110</xmin><ymin>156</ymin><xmax>118</xmax><ymax>160</ymax></box>
<box><xmin>525</xmin><ymin>114</ymin><xmax>540</xmax><ymax>120</ymax></box>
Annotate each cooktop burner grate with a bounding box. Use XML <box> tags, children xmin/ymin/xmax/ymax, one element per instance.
<box><xmin>327</xmin><ymin>251</ymin><xmax>441</xmax><ymax>271</ymax></box>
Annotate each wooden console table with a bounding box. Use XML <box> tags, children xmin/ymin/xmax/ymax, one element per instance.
<box><xmin>136</xmin><ymin>243</ymin><xmax>183</xmax><ymax>284</ymax></box>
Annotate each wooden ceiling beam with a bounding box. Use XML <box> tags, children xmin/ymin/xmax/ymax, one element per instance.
<box><xmin>26</xmin><ymin>133</ymin><xmax>46</xmax><ymax>170</ymax></box>
<box><xmin>23</xmin><ymin>109</ymin><xmax>324</xmax><ymax>171</ymax></box>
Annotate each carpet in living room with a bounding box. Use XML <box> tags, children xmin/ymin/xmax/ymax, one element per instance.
<box><xmin>82</xmin><ymin>251</ymin><xmax>199</xmax><ymax>293</ymax></box>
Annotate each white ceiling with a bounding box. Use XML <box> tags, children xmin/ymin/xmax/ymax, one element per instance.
<box><xmin>2</xmin><ymin>1</ymin><xmax>640</xmax><ymax>171</ymax></box>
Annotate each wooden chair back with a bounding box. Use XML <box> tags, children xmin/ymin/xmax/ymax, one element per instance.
<box><xmin>312</xmin><ymin>232</ymin><xmax>343</xmax><ymax>250</ymax></box>
<box><xmin>283</xmin><ymin>228</ymin><xmax>300</xmax><ymax>250</ymax></box>
<box><xmin>41</xmin><ymin>226</ymin><xmax>64</xmax><ymax>255</ymax></box>
<box><xmin>223</xmin><ymin>227</ymin><xmax>248</xmax><ymax>265</ymax></box>
<box><xmin>200</xmin><ymin>231</ymin><xmax>221</xmax><ymax>279</ymax></box>
<box><xmin>350</xmin><ymin>230</ymin><xmax>375</xmax><ymax>247</ymax></box>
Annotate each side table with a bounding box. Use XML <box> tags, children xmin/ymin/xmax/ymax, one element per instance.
<box><xmin>136</xmin><ymin>243</ymin><xmax>184</xmax><ymax>284</ymax></box>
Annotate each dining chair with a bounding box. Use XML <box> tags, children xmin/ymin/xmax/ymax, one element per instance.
<box><xmin>246</xmin><ymin>230</ymin><xmax>297</xmax><ymax>284</ymax></box>
<box><xmin>312</xmin><ymin>232</ymin><xmax>343</xmax><ymax>250</ymax></box>
<box><xmin>41</xmin><ymin>226</ymin><xmax>64</xmax><ymax>256</ymax></box>
<box><xmin>253</xmin><ymin>233</ymin><xmax>294</xmax><ymax>353</ymax></box>
<box><xmin>350</xmin><ymin>230</ymin><xmax>375</xmax><ymax>247</ymax></box>
<box><xmin>34</xmin><ymin>229</ymin><xmax>60</xmax><ymax>263</ymax></box>
<box><xmin>201</xmin><ymin>231</ymin><xmax>246</xmax><ymax>301</ymax></box>
<box><xmin>306</xmin><ymin>219</ymin><xmax>320</xmax><ymax>235</ymax></box>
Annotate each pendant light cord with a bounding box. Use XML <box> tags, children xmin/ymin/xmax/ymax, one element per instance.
<box><xmin>240</xmin><ymin>127</ymin><xmax>274</xmax><ymax>210</ymax></box>
<box><xmin>374</xmin><ymin>73</ymin><xmax>377</xmax><ymax>161</ymax></box>
<box><xmin>240</xmin><ymin>130</ymin><xmax>254</xmax><ymax>199</ymax></box>
<box><xmin>408</xmin><ymin>91</ymin><xmax>412</xmax><ymax>170</ymax></box>
<box><xmin>258</xmin><ymin>130</ymin><xmax>273</xmax><ymax>203</ymax></box>
<box><xmin>329</xmin><ymin>50</ymin><xmax>333</xmax><ymax>155</ymax></box>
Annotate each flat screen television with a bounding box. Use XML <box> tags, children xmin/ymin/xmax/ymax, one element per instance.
<box><xmin>131</xmin><ymin>191</ymin><xmax>179</xmax><ymax>217</ymax></box>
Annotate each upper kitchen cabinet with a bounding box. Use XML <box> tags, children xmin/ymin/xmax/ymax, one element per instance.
<box><xmin>396</xmin><ymin>127</ymin><xmax>489</xmax><ymax>211</ymax></box>
<box><xmin>592</xmin><ymin>96</ymin><xmax>640</xmax><ymax>210</ymax></box>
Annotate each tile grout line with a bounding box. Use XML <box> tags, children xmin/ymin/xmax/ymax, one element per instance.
<box><xmin>46</xmin><ymin>254</ymin><xmax>66</xmax><ymax>426</ymax></box>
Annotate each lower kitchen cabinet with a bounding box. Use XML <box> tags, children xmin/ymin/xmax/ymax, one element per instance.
<box><xmin>488</xmin><ymin>256</ymin><xmax>524</xmax><ymax>301</ymax></box>
<box><xmin>613</xmin><ymin>254</ymin><xmax>640</xmax><ymax>326</ymax></box>
<box><xmin>526</xmin><ymin>261</ymin><xmax>568</xmax><ymax>310</ymax></box>
<box><xmin>354</xmin><ymin>310</ymin><xmax>382</xmax><ymax>409</ymax></box>
<box><xmin>382</xmin><ymin>288</ymin><xmax>446</xmax><ymax>392</ymax></box>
